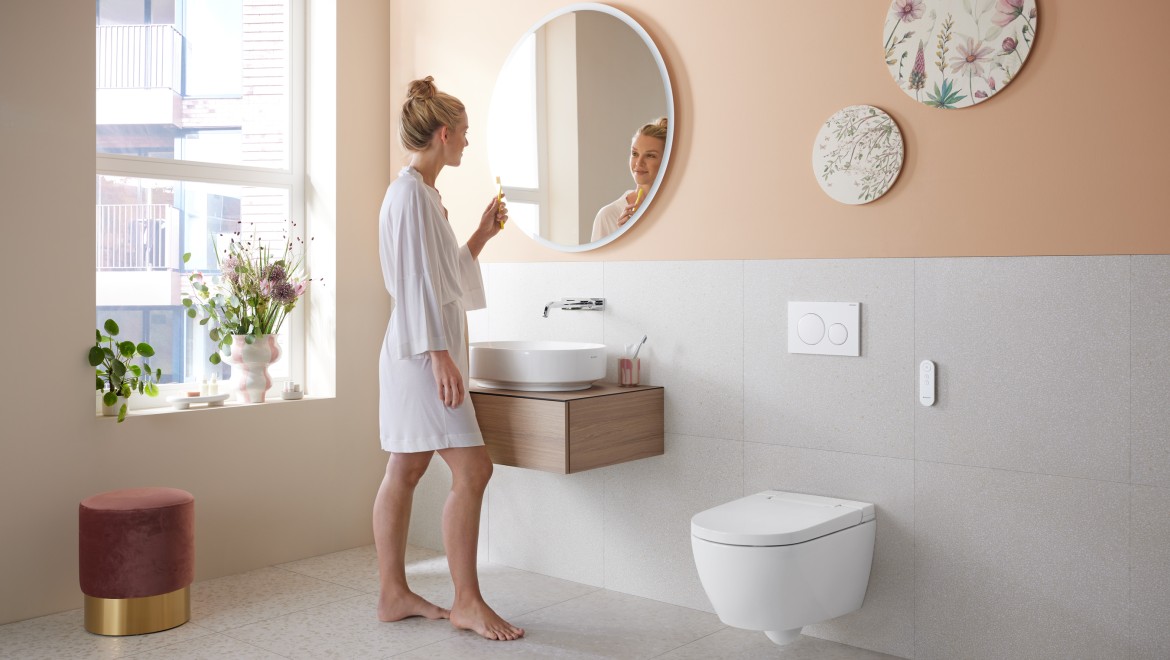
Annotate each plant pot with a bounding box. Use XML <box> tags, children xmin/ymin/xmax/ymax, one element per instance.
<box><xmin>100</xmin><ymin>395</ymin><xmax>128</xmax><ymax>417</ymax></box>
<box><xmin>229</xmin><ymin>334</ymin><xmax>282</xmax><ymax>403</ymax></box>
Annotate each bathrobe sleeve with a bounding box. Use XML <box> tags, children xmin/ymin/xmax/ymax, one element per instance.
<box><xmin>383</xmin><ymin>185</ymin><xmax>449</xmax><ymax>359</ymax></box>
<box><xmin>456</xmin><ymin>244</ymin><xmax>486</xmax><ymax>311</ymax></box>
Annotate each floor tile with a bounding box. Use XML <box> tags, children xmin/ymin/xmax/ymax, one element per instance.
<box><xmin>0</xmin><ymin>547</ymin><xmax>894</xmax><ymax>660</ymax></box>
<box><xmin>394</xmin><ymin>630</ymin><xmax>617</xmax><ymax>659</ymax></box>
<box><xmin>0</xmin><ymin>608</ymin><xmax>211</xmax><ymax>660</ymax></box>
<box><xmin>402</xmin><ymin>590</ymin><xmax>724</xmax><ymax>659</ymax></box>
<box><xmin>278</xmin><ymin>543</ymin><xmax>594</xmax><ymax>620</ymax></box>
<box><xmin>278</xmin><ymin>544</ymin><xmax>445</xmax><ymax>593</ymax></box>
<box><xmin>190</xmin><ymin>566</ymin><xmax>361</xmax><ymax>632</ymax></box>
<box><xmin>227</xmin><ymin>593</ymin><xmax>456</xmax><ymax>659</ymax></box>
<box><xmin>658</xmin><ymin>626</ymin><xmax>905</xmax><ymax>659</ymax></box>
<box><xmin>126</xmin><ymin>633</ymin><xmax>286</xmax><ymax>659</ymax></box>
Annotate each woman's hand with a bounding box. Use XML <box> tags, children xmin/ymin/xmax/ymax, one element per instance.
<box><xmin>618</xmin><ymin>188</ymin><xmax>643</xmax><ymax>227</ymax></box>
<box><xmin>468</xmin><ymin>196</ymin><xmax>507</xmax><ymax>259</ymax></box>
<box><xmin>428</xmin><ymin>350</ymin><xmax>464</xmax><ymax>408</ymax></box>
<box><xmin>482</xmin><ymin>197</ymin><xmax>507</xmax><ymax>236</ymax></box>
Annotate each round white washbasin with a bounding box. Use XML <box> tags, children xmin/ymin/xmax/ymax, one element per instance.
<box><xmin>469</xmin><ymin>341</ymin><xmax>606</xmax><ymax>391</ymax></box>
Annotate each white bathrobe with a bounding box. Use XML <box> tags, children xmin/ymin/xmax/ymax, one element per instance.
<box><xmin>378</xmin><ymin>166</ymin><xmax>487</xmax><ymax>453</ymax></box>
<box><xmin>590</xmin><ymin>190</ymin><xmax>636</xmax><ymax>242</ymax></box>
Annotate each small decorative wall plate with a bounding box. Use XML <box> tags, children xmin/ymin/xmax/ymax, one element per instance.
<box><xmin>165</xmin><ymin>393</ymin><xmax>230</xmax><ymax>410</ymax></box>
<box><xmin>813</xmin><ymin>105</ymin><xmax>904</xmax><ymax>204</ymax></box>
<box><xmin>883</xmin><ymin>0</ymin><xmax>1038</xmax><ymax>108</ymax></box>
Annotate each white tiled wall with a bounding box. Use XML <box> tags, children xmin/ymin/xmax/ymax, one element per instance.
<box><xmin>408</xmin><ymin>255</ymin><xmax>1170</xmax><ymax>660</ymax></box>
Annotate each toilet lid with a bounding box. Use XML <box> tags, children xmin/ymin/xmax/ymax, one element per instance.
<box><xmin>691</xmin><ymin>490</ymin><xmax>875</xmax><ymax>547</ymax></box>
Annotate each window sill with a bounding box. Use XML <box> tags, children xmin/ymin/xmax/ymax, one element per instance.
<box><xmin>96</xmin><ymin>394</ymin><xmax>328</xmax><ymax>421</ymax></box>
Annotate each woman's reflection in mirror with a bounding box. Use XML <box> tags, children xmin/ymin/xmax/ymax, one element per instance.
<box><xmin>590</xmin><ymin>117</ymin><xmax>667</xmax><ymax>242</ymax></box>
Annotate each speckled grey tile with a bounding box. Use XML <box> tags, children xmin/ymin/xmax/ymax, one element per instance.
<box><xmin>405</xmin><ymin>455</ymin><xmax>491</xmax><ymax>559</ymax></box>
<box><xmin>488</xmin><ymin>465</ymin><xmax>606</xmax><ymax>586</ymax></box>
<box><xmin>1132</xmin><ymin>256</ymin><xmax>1170</xmax><ymax>488</ymax></box>
<box><xmin>915</xmin><ymin>461</ymin><xmax>1129</xmax><ymax>660</ymax></box>
<box><xmin>603</xmin><ymin>261</ymin><xmax>743</xmax><ymax>441</ymax></box>
<box><xmin>0</xmin><ymin>608</ymin><xmax>211</xmax><ymax>660</ymax></box>
<box><xmin>395</xmin><ymin>633</ymin><xmax>602</xmax><ymax>659</ymax></box>
<box><xmin>278</xmin><ymin>544</ymin><xmax>445</xmax><ymax>593</ymax></box>
<box><xmin>742</xmin><ymin>443</ymin><xmax>914</xmax><ymax>659</ymax></box>
<box><xmin>743</xmin><ymin>259</ymin><xmax>914</xmax><ymax>458</ymax></box>
<box><xmin>659</xmin><ymin>626</ymin><xmax>905</xmax><ymax>659</ymax></box>
<box><xmin>915</xmin><ymin>256</ymin><xmax>1130</xmax><ymax>481</ymax></box>
<box><xmin>1132</xmin><ymin>485</ymin><xmax>1170</xmax><ymax>660</ymax></box>
<box><xmin>189</xmin><ymin>566</ymin><xmax>360</xmax><ymax>633</ymax></box>
<box><xmin>126</xmin><ymin>633</ymin><xmax>286</xmax><ymax>659</ymax></box>
<box><xmin>484</xmin><ymin>262</ymin><xmax>605</xmax><ymax>344</ymax></box>
<box><xmin>398</xmin><ymin>590</ymin><xmax>723</xmax><ymax>659</ymax></box>
<box><xmin>604</xmin><ymin>434</ymin><xmax>743</xmax><ymax>612</ymax></box>
<box><xmin>227</xmin><ymin>593</ymin><xmax>455</xmax><ymax>659</ymax></box>
<box><xmin>406</xmin><ymin>561</ymin><xmax>600</xmax><ymax>620</ymax></box>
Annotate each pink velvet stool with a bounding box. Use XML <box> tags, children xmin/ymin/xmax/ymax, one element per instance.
<box><xmin>79</xmin><ymin>487</ymin><xmax>194</xmax><ymax>635</ymax></box>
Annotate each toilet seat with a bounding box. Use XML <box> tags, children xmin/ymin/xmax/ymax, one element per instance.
<box><xmin>691</xmin><ymin>490</ymin><xmax>875</xmax><ymax>547</ymax></box>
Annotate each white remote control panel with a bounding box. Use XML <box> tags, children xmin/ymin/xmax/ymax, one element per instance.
<box><xmin>919</xmin><ymin>360</ymin><xmax>935</xmax><ymax>406</ymax></box>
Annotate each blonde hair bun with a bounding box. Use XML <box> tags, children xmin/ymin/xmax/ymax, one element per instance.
<box><xmin>636</xmin><ymin>116</ymin><xmax>668</xmax><ymax>141</ymax></box>
<box><xmin>400</xmin><ymin>76</ymin><xmax>466</xmax><ymax>152</ymax></box>
<box><xmin>407</xmin><ymin>76</ymin><xmax>437</xmax><ymax>101</ymax></box>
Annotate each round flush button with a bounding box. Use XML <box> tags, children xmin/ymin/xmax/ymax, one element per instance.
<box><xmin>828</xmin><ymin>323</ymin><xmax>848</xmax><ymax>345</ymax></box>
<box><xmin>797</xmin><ymin>314</ymin><xmax>826</xmax><ymax>345</ymax></box>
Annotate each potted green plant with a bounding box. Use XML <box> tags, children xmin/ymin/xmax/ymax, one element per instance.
<box><xmin>88</xmin><ymin>319</ymin><xmax>161</xmax><ymax>422</ymax></box>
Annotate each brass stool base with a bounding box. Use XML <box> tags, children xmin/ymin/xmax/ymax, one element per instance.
<box><xmin>84</xmin><ymin>586</ymin><xmax>190</xmax><ymax>636</ymax></box>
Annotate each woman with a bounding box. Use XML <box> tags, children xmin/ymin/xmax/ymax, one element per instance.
<box><xmin>590</xmin><ymin>117</ymin><xmax>668</xmax><ymax>242</ymax></box>
<box><xmin>374</xmin><ymin>76</ymin><xmax>523</xmax><ymax>641</ymax></box>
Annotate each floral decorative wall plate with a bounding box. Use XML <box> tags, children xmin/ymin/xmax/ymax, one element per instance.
<box><xmin>813</xmin><ymin>105</ymin><xmax>904</xmax><ymax>205</ymax></box>
<box><xmin>884</xmin><ymin>0</ymin><xmax>1037</xmax><ymax>108</ymax></box>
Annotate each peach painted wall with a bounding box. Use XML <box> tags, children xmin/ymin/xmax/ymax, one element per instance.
<box><xmin>390</xmin><ymin>0</ymin><xmax>1170</xmax><ymax>261</ymax></box>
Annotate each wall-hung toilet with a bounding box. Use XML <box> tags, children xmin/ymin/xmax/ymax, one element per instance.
<box><xmin>690</xmin><ymin>490</ymin><xmax>876</xmax><ymax>646</ymax></box>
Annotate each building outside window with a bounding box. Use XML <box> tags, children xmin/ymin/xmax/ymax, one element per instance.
<box><xmin>95</xmin><ymin>0</ymin><xmax>304</xmax><ymax>400</ymax></box>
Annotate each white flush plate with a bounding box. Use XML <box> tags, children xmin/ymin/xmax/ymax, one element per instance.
<box><xmin>787</xmin><ymin>302</ymin><xmax>860</xmax><ymax>357</ymax></box>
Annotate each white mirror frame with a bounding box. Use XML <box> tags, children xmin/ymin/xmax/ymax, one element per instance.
<box><xmin>491</xmin><ymin>2</ymin><xmax>675</xmax><ymax>252</ymax></box>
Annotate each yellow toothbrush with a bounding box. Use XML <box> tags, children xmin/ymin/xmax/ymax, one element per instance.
<box><xmin>633</xmin><ymin>186</ymin><xmax>644</xmax><ymax>211</ymax></box>
<box><xmin>496</xmin><ymin>176</ymin><xmax>505</xmax><ymax>229</ymax></box>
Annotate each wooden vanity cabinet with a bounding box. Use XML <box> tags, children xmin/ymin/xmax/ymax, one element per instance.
<box><xmin>469</xmin><ymin>383</ymin><xmax>664</xmax><ymax>474</ymax></box>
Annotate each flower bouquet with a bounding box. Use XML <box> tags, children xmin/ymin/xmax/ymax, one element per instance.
<box><xmin>182</xmin><ymin>230</ymin><xmax>309</xmax><ymax>366</ymax></box>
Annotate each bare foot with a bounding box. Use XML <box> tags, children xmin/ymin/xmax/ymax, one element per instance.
<box><xmin>450</xmin><ymin>599</ymin><xmax>524</xmax><ymax>640</ymax></box>
<box><xmin>378</xmin><ymin>590</ymin><xmax>450</xmax><ymax>622</ymax></box>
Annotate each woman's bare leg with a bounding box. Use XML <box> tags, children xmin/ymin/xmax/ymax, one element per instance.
<box><xmin>438</xmin><ymin>446</ymin><xmax>524</xmax><ymax>640</ymax></box>
<box><xmin>374</xmin><ymin>450</ymin><xmax>449</xmax><ymax>621</ymax></box>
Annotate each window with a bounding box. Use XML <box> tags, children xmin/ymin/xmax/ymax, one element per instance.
<box><xmin>488</xmin><ymin>32</ymin><xmax>544</xmax><ymax>238</ymax></box>
<box><xmin>95</xmin><ymin>0</ymin><xmax>304</xmax><ymax>404</ymax></box>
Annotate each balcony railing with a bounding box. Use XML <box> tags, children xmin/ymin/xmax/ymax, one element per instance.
<box><xmin>97</xmin><ymin>204</ymin><xmax>175</xmax><ymax>271</ymax></box>
<box><xmin>96</xmin><ymin>24</ymin><xmax>183</xmax><ymax>92</ymax></box>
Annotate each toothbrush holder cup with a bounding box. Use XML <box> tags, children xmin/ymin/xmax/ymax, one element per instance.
<box><xmin>619</xmin><ymin>357</ymin><xmax>641</xmax><ymax>387</ymax></box>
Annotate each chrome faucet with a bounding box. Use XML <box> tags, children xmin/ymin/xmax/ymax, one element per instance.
<box><xmin>542</xmin><ymin>298</ymin><xmax>605</xmax><ymax>318</ymax></box>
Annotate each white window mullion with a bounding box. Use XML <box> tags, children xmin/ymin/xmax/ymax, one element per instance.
<box><xmin>96</xmin><ymin>154</ymin><xmax>297</xmax><ymax>189</ymax></box>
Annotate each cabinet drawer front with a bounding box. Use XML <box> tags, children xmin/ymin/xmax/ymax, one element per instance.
<box><xmin>472</xmin><ymin>393</ymin><xmax>567</xmax><ymax>473</ymax></box>
<box><xmin>568</xmin><ymin>389</ymin><xmax>664</xmax><ymax>473</ymax></box>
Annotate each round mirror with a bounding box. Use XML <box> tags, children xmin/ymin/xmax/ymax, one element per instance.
<box><xmin>487</xmin><ymin>3</ymin><xmax>674</xmax><ymax>252</ymax></box>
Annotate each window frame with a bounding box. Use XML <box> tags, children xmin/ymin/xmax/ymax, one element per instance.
<box><xmin>95</xmin><ymin>0</ymin><xmax>306</xmax><ymax>411</ymax></box>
